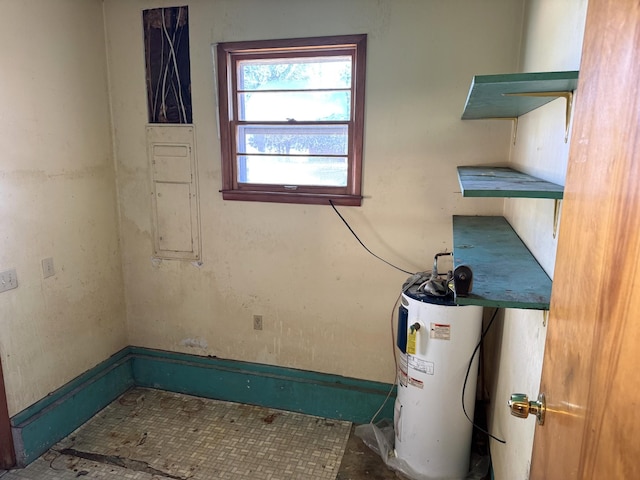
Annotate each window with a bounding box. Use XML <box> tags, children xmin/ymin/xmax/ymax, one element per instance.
<box><xmin>216</xmin><ymin>35</ymin><xmax>367</xmax><ymax>206</ymax></box>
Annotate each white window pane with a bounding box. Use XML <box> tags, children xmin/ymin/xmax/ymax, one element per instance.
<box><xmin>237</xmin><ymin>124</ymin><xmax>348</xmax><ymax>156</ymax></box>
<box><xmin>239</xmin><ymin>56</ymin><xmax>352</xmax><ymax>91</ymax></box>
<box><xmin>238</xmin><ymin>155</ymin><xmax>348</xmax><ymax>187</ymax></box>
<box><xmin>238</xmin><ymin>91</ymin><xmax>351</xmax><ymax>121</ymax></box>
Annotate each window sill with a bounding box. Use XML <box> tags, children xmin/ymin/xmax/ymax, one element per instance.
<box><xmin>220</xmin><ymin>190</ymin><xmax>362</xmax><ymax>206</ymax></box>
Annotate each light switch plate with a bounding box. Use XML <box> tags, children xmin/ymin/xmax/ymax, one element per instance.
<box><xmin>0</xmin><ymin>268</ymin><xmax>18</xmax><ymax>293</ymax></box>
<box><xmin>42</xmin><ymin>257</ymin><xmax>55</xmax><ymax>278</ymax></box>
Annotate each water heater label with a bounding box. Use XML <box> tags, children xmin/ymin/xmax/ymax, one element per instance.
<box><xmin>430</xmin><ymin>323</ymin><xmax>451</xmax><ymax>340</ymax></box>
<box><xmin>398</xmin><ymin>353</ymin><xmax>408</xmax><ymax>387</ymax></box>
<box><xmin>408</xmin><ymin>377</ymin><xmax>424</xmax><ymax>389</ymax></box>
<box><xmin>409</xmin><ymin>356</ymin><xmax>435</xmax><ymax>375</ymax></box>
<box><xmin>406</xmin><ymin>330</ymin><xmax>417</xmax><ymax>354</ymax></box>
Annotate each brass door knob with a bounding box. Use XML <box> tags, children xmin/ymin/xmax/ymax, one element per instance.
<box><xmin>508</xmin><ymin>393</ymin><xmax>546</xmax><ymax>425</ymax></box>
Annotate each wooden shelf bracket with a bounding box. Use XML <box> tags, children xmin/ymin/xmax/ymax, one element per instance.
<box><xmin>553</xmin><ymin>198</ymin><xmax>562</xmax><ymax>238</ymax></box>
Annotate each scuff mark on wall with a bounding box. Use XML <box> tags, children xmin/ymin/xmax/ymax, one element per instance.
<box><xmin>180</xmin><ymin>338</ymin><xmax>208</xmax><ymax>349</ymax></box>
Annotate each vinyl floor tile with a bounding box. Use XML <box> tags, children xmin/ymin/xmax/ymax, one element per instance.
<box><xmin>3</xmin><ymin>388</ymin><xmax>352</xmax><ymax>480</ymax></box>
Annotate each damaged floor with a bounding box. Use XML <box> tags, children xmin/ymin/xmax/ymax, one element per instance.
<box><xmin>0</xmin><ymin>388</ymin><xmax>399</xmax><ymax>479</ymax></box>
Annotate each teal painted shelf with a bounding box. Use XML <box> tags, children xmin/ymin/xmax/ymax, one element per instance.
<box><xmin>457</xmin><ymin>166</ymin><xmax>564</xmax><ymax>199</ymax></box>
<box><xmin>453</xmin><ymin>215</ymin><xmax>552</xmax><ymax>310</ymax></box>
<box><xmin>461</xmin><ymin>71</ymin><xmax>579</xmax><ymax>119</ymax></box>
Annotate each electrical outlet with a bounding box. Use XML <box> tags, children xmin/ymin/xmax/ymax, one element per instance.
<box><xmin>0</xmin><ymin>268</ymin><xmax>18</xmax><ymax>293</ymax></box>
<box><xmin>42</xmin><ymin>257</ymin><xmax>55</xmax><ymax>278</ymax></box>
<box><xmin>253</xmin><ymin>315</ymin><xmax>263</xmax><ymax>330</ymax></box>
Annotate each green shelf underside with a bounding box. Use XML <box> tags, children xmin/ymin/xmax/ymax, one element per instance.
<box><xmin>457</xmin><ymin>166</ymin><xmax>564</xmax><ymax>199</ymax></box>
<box><xmin>462</xmin><ymin>71</ymin><xmax>579</xmax><ymax>119</ymax></box>
<box><xmin>453</xmin><ymin>216</ymin><xmax>552</xmax><ymax>310</ymax></box>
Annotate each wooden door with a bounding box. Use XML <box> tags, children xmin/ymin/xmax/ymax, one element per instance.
<box><xmin>0</xmin><ymin>354</ymin><xmax>15</xmax><ymax>468</ymax></box>
<box><xmin>530</xmin><ymin>1</ymin><xmax>640</xmax><ymax>478</ymax></box>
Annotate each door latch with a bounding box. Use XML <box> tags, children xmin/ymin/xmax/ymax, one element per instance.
<box><xmin>508</xmin><ymin>393</ymin><xmax>546</xmax><ymax>425</ymax></box>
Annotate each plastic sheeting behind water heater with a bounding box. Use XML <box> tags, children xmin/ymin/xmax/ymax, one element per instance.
<box><xmin>395</xmin><ymin>285</ymin><xmax>483</xmax><ymax>479</ymax></box>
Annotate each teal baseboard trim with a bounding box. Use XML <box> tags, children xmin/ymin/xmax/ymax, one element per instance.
<box><xmin>10</xmin><ymin>348</ymin><xmax>132</xmax><ymax>427</ymax></box>
<box><xmin>11</xmin><ymin>346</ymin><xmax>396</xmax><ymax>466</ymax></box>
<box><xmin>129</xmin><ymin>346</ymin><xmax>396</xmax><ymax>424</ymax></box>
<box><xmin>11</xmin><ymin>352</ymin><xmax>134</xmax><ymax>466</ymax></box>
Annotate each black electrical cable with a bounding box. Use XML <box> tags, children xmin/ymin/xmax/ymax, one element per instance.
<box><xmin>329</xmin><ymin>200</ymin><xmax>414</xmax><ymax>275</ymax></box>
<box><xmin>462</xmin><ymin>308</ymin><xmax>506</xmax><ymax>444</ymax></box>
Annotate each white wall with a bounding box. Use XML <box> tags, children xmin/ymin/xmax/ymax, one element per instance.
<box><xmin>103</xmin><ymin>0</ymin><xmax>524</xmax><ymax>384</ymax></box>
<box><xmin>487</xmin><ymin>1</ymin><xmax>588</xmax><ymax>479</ymax></box>
<box><xmin>0</xmin><ymin>1</ymin><xmax>127</xmax><ymax>415</ymax></box>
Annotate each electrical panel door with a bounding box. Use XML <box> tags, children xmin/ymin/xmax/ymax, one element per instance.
<box><xmin>147</xmin><ymin>125</ymin><xmax>201</xmax><ymax>260</ymax></box>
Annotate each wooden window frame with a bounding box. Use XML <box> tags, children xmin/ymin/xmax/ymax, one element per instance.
<box><xmin>216</xmin><ymin>34</ymin><xmax>367</xmax><ymax>206</ymax></box>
